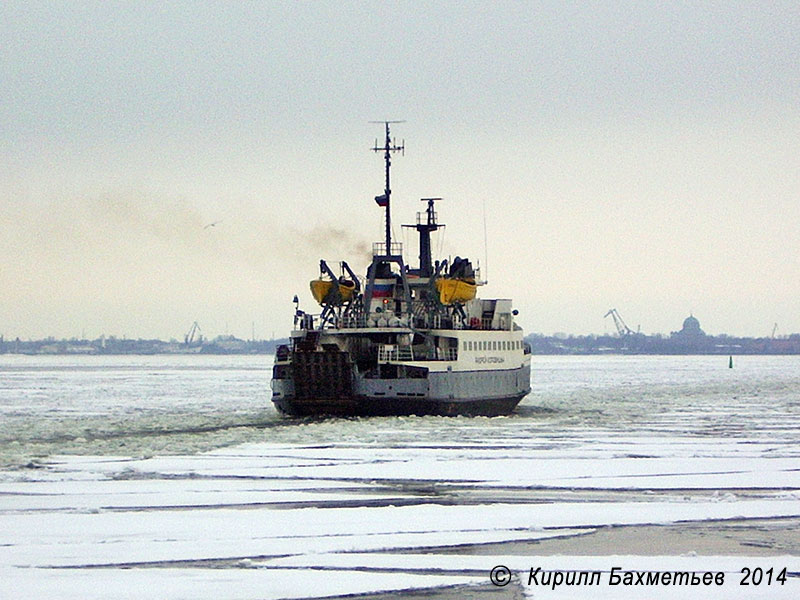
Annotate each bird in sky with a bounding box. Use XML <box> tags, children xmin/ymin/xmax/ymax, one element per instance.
<box><xmin>204</xmin><ymin>220</ymin><xmax>223</xmax><ymax>229</ymax></box>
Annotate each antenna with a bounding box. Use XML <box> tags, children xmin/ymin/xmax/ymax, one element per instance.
<box><xmin>370</xmin><ymin>121</ymin><xmax>405</xmax><ymax>251</ymax></box>
<box><xmin>482</xmin><ymin>198</ymin><xmax>489</xmax><ymax>284</ymax></box>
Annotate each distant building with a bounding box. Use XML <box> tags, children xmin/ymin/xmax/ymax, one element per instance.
<box><xmin>669</xmin><ymin>314</ymin><xmax>708</xmax><ymax>352</ymax></box>
<box><xmin>672</xmin><ymin>314</ymin><xmax>705</xmax><ymax>339</ymax></box>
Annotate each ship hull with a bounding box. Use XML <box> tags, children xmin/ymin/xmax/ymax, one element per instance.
<box><xmin>272</xmin><ymin>362</ymin><xmax>531</xmax><ymax>417</ymax></box>
<box><xmin>272</xmin><ymin>391</ymin><xmax>526</xmax><ymax>417</ymax></box>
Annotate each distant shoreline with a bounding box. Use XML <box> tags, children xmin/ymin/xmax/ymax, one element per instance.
<box><xmin>2</xmin><ymin>332</ymin><xmax>800</xmax><ymax>355</ymax></box>
<box><xmin>527</xmin><ymin>332</ymin><xmax>800</xmax><ymax>355</ymax></box>
<box><xmin>0</xmin><ymin>335</ymin><xmax>286</xmax><ymax>356</ymax></box>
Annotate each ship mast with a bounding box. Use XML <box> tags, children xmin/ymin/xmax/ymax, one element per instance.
<box><xmin>417</xmin><ymin>198</ymin><xmax>442</xmax><ymax>277</ymax></box>
<box><xmin>371</xmin><ymin>121</ymin><xmax>404</xmax><ymax>251</ymax></box>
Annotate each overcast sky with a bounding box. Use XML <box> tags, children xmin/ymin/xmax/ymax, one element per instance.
<box><xmin>2</xmin><ymin>1</ymin><xmax>799</xmax><ymax>340</ymax></box>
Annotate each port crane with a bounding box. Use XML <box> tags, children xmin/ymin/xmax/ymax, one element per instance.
<box><xmin>604</xmin><ymin>308</ymin><xmax>637</xmax><ymax>337</ymax></box>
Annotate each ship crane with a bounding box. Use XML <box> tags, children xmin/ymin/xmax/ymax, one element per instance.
<box><xmin>604</xmin><ymin>308</ymin><xmax>636</xmax><ymax>337</ymax></box>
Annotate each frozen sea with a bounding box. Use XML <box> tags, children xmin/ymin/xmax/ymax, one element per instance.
<box><xmin>1</xmin><ymin>354</ymin><xmax>799</xmax><ymax>598</ymax></box>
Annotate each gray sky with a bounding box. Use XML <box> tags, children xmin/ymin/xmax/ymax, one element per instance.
<box><xmin>2</xmin><ymin>1</ymin><xmax>799</xmax><ymax>340</ymax></box>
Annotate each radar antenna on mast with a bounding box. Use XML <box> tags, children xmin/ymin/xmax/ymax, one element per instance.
<box><xmin>370</xmin><ymin>121</ymin><xmax>405</xmax><ymax>251</ymax></box>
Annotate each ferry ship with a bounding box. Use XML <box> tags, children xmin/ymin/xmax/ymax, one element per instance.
<box><xmin>271</xmin><ymin>123</ymin><xmax>531</xmax><ymax>416</ymax></box>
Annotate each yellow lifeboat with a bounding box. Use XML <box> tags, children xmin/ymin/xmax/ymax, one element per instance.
<box><xmin>310</xmin><ymin>278</ymin><xmax>356</xmax><ymax>305</ymax></box>
<box><xmin>435</xmin><ymin>277</ymin><xmax>477</xmax><ymax>305</ymax></box>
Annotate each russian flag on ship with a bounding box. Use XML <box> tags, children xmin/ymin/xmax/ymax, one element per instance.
<box><xmin>374</xmin><ymin>194</ymin><xmax>388</xmax><ymax>207</ymax></box>
<box><xmin>371</xmin><ymin>282</ymin><xmax>393</xmax><ymax>297</ymax></box>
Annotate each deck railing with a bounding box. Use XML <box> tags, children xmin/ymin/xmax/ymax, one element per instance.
<box><xmin>340</xmin><ymin>314</ymin><xmax>368</xmax><ymax>329</ymax></box>
<box><xmin>296</xmin><ymin>308</ymin><xmax>510</xmax><ymax>332</ymax></box>
<box><xmin>439</xmin><ymin>348</ymin><xmax>458</xmax><ymax>361</ymax></box>
<box><xmin>372</xmin><ymin>241</ymin><xmax>403</xmax><ymax>256</ymax></box>
<box><xmin>377</xmin><ymin>344</ymin><xmax>415</xmax><ymax>363</ymax></box>
<box><xmin>377</xmin><ymin>344</ymin><xmax>458</xmax><ymax>363</ymax></box>
<box><xmin>416</xmin><ymin>210</ymin><xmax>437</xmax><ymax>225</ymax></box>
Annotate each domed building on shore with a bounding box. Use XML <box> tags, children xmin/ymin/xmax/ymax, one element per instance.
<box><xmin>671</xmin><ymin>314</ymin><xmax>706</xmax><ymax>339</ymax></box>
